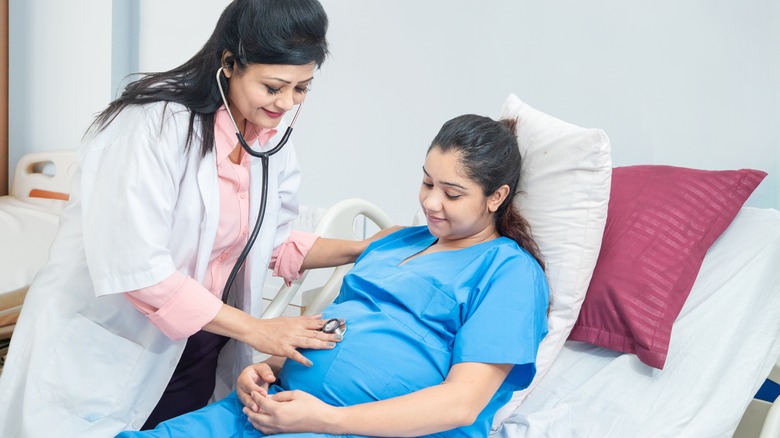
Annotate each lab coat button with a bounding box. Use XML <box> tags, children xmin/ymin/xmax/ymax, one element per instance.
<box><xmin>240</xmin><ymin>192</ymin><xmax>247</xmax><ymax>199</ymax></box>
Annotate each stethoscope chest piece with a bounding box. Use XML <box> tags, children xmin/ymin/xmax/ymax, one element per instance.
<box><xmin>321</xmin><ymin>318</ymin><xmax>346</xmax><ymax>337</ymax></box>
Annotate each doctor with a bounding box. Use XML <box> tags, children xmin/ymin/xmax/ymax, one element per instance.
<box><xmin>0</xmin><ymin>0</ymin><xmax>377</xmax><ymax>436</ymax></box>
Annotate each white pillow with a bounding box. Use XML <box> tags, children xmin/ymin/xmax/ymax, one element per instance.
<box><xmin>492</xmin><ymin>94</ymin><xmax>612</xmax><ymax>427</ymax></box>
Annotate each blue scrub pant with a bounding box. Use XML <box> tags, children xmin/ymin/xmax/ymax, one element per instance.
<box><xmin>116</xmin><ymin>391</ymin><xmax>366</xmax><ymax>438</ymax></box>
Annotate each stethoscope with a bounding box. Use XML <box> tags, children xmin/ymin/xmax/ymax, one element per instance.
<box><xmin>321</xmin><ymin>318</ymin><xmax>347</xmax><ymax>337</ymax></box>
<box><xmin>216</xmin><ymin>66</ymin><xmax>305</xmax><ymax>303</ymax></box>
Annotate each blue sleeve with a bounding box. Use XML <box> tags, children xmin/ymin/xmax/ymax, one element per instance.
<box><xmin>452</xmin><ymin>251</ymin><xmax>549</xmax><ymax>390</ymax></box>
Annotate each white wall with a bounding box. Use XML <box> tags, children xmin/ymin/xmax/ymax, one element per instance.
<box><xmin>8</xmin><ymin>0</ymin><xmax>113</xmax><ymax>183</ymax></box>
<box><xmin>9</xmin><ymin>1</ymin><xmax>780</xmax><ymax>224</ymax></box>
<box><xmin>301</xmin><ymin>0</ymin><xmax>780</xmax><ymax>222</ymax></box>
<box><xmin>135</xmin><ymin>0</ymin><xmax>229</xmax><ymax>72</ymax></box>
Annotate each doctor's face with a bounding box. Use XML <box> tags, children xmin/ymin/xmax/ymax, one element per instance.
<box><xmin>419</xmin><ymin>147</ymin><xmax>502</xmax><ymax>248</ymax></box>
<box><xmin>224</xmin><ymin>62</ymin><xmax>315</xmax><ymax>130</ymax></box>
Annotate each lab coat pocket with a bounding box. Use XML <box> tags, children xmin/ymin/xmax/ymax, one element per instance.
<box><xmin>39</xmin><ymin>313</ymin><xmax>144</xmax><ymax>421</ymax></box>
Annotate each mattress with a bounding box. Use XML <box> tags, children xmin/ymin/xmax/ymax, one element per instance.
<box><xmin>491</xmin><ymin>207</ymin><xmax>780</xmax><ymax>437</ymax></box>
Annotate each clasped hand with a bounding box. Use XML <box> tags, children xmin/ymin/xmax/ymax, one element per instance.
<box><xmin>237</xmin><ymin>363</ymin><xmax>335</xmax><ymax>434</ymax></box>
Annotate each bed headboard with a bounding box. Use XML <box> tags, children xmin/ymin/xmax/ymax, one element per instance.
<box><xmin>10</xmin><ymin>151</ymin><xmax>78</xmax><ymax>200</ymax></box>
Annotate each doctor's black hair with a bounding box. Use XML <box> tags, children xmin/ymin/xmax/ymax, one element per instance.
<box><xmin>427</xmin><ymin>114</ymin><xmax>545</xmax><ymax>271</ymax></box>
<box><xmin>89</xmin><ymin>0</ymin><xmax>329</xmax><ymax>157</ymax></box>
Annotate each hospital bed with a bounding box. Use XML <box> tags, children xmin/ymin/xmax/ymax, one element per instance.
<box><xmin>262</xmin><ymin>93</ymin><xmax>780</xmax><ymax>437</ymax></box>
<box><xmin>263</xmin><ymin>198</ymin><xmax>780</xmax><ymax>438</ymax></box>
<box><xmin>0</xmin><ymin>151</ymin><xmax>76</xmax><ymax>343</ymax></box>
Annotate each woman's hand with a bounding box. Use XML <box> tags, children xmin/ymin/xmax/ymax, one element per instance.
<box><xmin>243</xmin><ymin>389</ymin><xmax>337</xmax><ymax>435</ymax></box>
<box><xmin>237</xmin><ymin>362</ymin><xmax>277</xmax><ymax>412</ymax></box>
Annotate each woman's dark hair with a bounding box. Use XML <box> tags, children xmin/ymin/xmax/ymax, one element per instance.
<box><xmin>90</xmin><ymin>0</ymin><xmax>329</xmax><ymax>156</ymax></box>
<box><xmin>428</xmin><ymin>114</ymin><xmax>545</xmax><ymax>270</ymax></box>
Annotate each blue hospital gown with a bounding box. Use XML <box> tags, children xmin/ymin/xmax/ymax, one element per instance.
<box><xmin>121</xmin><ymin>226</ymin><xmax>548</xmax><ymax>437</ymax></box>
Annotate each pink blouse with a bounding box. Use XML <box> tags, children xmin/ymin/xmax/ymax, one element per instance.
<box><xmin>125</xmin><ymin>107</ymin><xmax>318</xmax><ymax>340</ymax></box>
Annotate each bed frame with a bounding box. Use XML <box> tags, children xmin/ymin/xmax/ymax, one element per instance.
<box><xmin>10</xmin><ymin>151</ymin><xmax>76</xmax><ymax>199</ymax></box>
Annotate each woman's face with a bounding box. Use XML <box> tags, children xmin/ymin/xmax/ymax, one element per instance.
<box><xmin>419</xmin><ymin>147</ymin><xmax>505</xmax><ymax>247</ymax></box>
<box><xmin>224</xmin><ymin>62</ymin><xmax>316</xmax><ymax>130</ymax></box>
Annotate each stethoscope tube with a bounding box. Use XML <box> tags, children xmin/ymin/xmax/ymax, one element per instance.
<box><xmin>215</xmin><ymin>67</ymin><xmax>303</xmax><ymax>304</ymax></box>
<box><xmin>221</xmin><ymin>152</ymin><xmax>272</xmax><ymax>304</ymax></box>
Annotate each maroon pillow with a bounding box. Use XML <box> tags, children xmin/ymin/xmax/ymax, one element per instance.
<box><xmin>568</xmin><ymin>165</ymin><xmax>767</xmax><ymax>369</ymax></box>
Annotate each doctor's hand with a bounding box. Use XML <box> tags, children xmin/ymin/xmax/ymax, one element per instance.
<box><xmin>204</xmin><ymin>306</ymin><xmax>341</xmax><ymax>368</ymax></box>
<box><xmin>237</xmin><ymin>362</ymin><xmax>277</xmax><ymax>412</ymax></box>
<box><xmin>248</xmin><ymin>314</ymin><xmax>341</xmax><ymax>367</ymax></box>
<box><xmin>244</xmin><ymin>389</ymin><xmax>336</xmax><ymax>435</ymax></box>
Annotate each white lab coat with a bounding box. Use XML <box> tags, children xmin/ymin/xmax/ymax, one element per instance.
<box><xmin>0</xmin><ymin>102</ymin><xmax>302</xmax><ymax>437</ymax></box>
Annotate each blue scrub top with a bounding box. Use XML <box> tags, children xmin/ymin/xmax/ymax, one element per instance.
<box><xmin>278</xmin><ymin>226</ymin><xmax>549</xmax><ymax>437</ymax></box>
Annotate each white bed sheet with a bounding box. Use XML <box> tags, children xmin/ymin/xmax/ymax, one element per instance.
<box><xmin>0</xmin><ymin>196</ymin><xmax>65</xmax><ymax>294</ymax></box>
<box><xmin>492</xmin><ymin>207</ymin><xmax>780</xmax><ymax>437</ymax></box>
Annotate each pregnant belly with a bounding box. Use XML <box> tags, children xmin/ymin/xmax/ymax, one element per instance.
<box><xmin>277</xmin><ymin>301</ymin><xmax>450</xmax><ymax>406</ymax></box>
